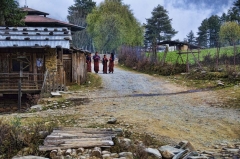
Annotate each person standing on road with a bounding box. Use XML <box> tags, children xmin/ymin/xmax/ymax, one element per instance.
<box><xmin>93</xmin><ymin>52</ymin><xmax>100</xmax><ymax>73</ymax></box>
<box><xmin>109</xmin><ymin>53</ymin><xmax>114</xmax><ymax>73</ymax></box>
<box><xmin>102</xmin><ymin>54</ymin><xmax>108</xmax><ymax>74</ymax></box>
<box><xmin>86</xmin><ymin>53</ymin><xmax>92</xmax><ymax>72</ymax></box>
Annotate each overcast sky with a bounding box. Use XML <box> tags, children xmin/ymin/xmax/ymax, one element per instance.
<box><xmin>18</xmin><ymin>0</ymin><xmax>234</xmax><ymax>41</ymax></box>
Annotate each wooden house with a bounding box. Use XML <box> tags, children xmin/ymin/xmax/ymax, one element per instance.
<box><xmin>0</xmin><ymin>7</ymin><xmax>88</xmax><ymax>98</ymax></box>
<box><xmin>158</xmin><ymin>40</ymin><xmax>200</xmax><ymax>51</ymax></box>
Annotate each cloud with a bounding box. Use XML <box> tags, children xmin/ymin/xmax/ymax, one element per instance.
<box><xmin>18</xmin><ymin>0</ymin><xmax>234</xmax><ymax>41</ymax></box>
<box><xmin>18</xmin><ymin>0</ymin><xmax>74</xmax><ymax>21</ymax></box>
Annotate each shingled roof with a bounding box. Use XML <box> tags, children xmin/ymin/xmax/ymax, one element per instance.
<box><xmin>0</xmin><ymin>27</ymin><xmax>72</xmax><ymax>49</ymax></box>
<box><xmin>22</xmin><ymin>7</ymin><xmax>49</xmax><ymax>16</ymax></box>
<box><xmin>21</xmin><ymin>7</ymin><xmax>84</xmax><ymax>32</ymax></box>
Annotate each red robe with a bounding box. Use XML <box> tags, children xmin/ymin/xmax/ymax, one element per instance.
<box><xmin>108</xmin><ymin>57</ymin><xmax>114</xmax><ymax>73</ymax></box>
<box><xmin>86</xmin><ymin>56</ymin><xmax>91</xmax><ymax>72</ymax></box>
<box><xmin>93</xmin><ymin>55</ymin><xmax>100</xmax><ymax>73</ymax></box>
<box><xmin>102</xmin><ymin>57</ymin><xmax>108</xmax><ymax>74</ymax></box>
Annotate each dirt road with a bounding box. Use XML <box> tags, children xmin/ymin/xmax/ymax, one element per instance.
<box><xmin>79</xmin><ymin>65</ymin><xmax>240</xmax><ymax>149</ymax></box>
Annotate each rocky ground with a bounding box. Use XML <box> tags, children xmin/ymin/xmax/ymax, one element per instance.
<box><xmin>2</xmin><ymin>64</ymin><xmax>240</xmax><ymax>158</ymax></box>
<box><xmin>72</xmin><ymin>65</ymin><xmax>240</xmax><ymax>150</ymax></box>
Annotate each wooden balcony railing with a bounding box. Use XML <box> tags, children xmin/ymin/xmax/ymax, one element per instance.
<box><xmin>0</xmin><ymin>73</ymin><xmax>44</xmax><ymax>93</ymax></box>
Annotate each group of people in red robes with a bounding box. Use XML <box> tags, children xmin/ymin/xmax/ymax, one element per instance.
<box><xmin>86</xmin><ymin>52</ymin><xmax>115</xmax><ymax>74</ymax></box>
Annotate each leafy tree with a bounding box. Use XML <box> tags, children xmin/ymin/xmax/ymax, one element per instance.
<box><xmin>67</xmin><ymin>0</ymin><xmax>96</xmax><ymax>51</ymax></box>
<box><xmin>145</xmin><ymin>5</ymin><xmax>177</xmax><ymax>57</ymax></box>
<box><xmin>186</xmin><ymin>30</ymin><xmax>196</xmax><ymax>45</ymax></box>
<box><xmin>219</xmin><ymin>21</ymin><xmax>240</xmax><ymax>68</ymax></box>
<box><xmin>0</xmin><ymin>0</ymin><xmax>26</xmax><ymax>26</ymax></box>
<box><xmin>86</xmin><ymin>0</ymin><xmax>144</xmax><ymax>52</ymax></box>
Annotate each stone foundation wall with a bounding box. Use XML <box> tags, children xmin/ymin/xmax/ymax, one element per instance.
<box><xmin>45</xmin><ymin>48</ymin><xmax>57</xmax><ymax>71</ymax></box>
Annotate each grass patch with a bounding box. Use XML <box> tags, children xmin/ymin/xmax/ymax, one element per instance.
<box><xmin>68</xmin><ymin>72</ymin><xmax>102</xmax><ymax>91</ymax></box>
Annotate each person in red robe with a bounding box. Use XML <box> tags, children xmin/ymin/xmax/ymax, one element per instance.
<box><xmin>92</xmin><ymin>52</ymin><xmax>100</xmax><ymax>73</ymax></box>
<box><xmin>108</xmin><ymin>53</ymin><xmax>114</xmax><ymax>73</ymax></box>
<box><xmin>86</xmin><ymin>53</ymin><xmax>92</xmax><ymax>72</ymax></box>
<box><xmin>102</xmin><ymin>54</ymin><xmax>108</xmax><ymax>74</ymax></box>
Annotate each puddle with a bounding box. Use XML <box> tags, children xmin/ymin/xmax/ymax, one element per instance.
<box><xmin>126</xmin><ymin>89</ymin><xmax>210</xmax><ymax>97</ymax></box>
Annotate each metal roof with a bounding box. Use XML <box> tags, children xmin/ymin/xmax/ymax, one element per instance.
<box><xmin>0</xmin><ymin>27</ymin><xmax>72</xmax><ymax>49</ymax></box>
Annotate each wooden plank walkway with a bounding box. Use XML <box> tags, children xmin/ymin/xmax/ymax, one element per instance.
<box><xmin>39</xmin><ymin>127</ymin><xmax>117</xmax><ymax>151</ymax></box>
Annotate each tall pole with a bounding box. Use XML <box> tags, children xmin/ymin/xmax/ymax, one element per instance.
<box><xmin>18</xmin><ymin>61</ymin><xmax>23</xmax><ymax>112</ymax></box>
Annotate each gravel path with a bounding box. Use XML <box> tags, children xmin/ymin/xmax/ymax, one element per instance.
<box><xmin>84</xmin><ymin>64</ymin><xmax>240</xmax><ymax>149</ymax></box>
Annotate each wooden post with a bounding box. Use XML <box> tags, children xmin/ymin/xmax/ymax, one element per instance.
<box><xmin>186</xmin><ymin>51</ymin><xmax>189</xmax><ymax>73</ymax></box>
<box><xmin>18</xmin><ymin>61</ymin><xmax>23</xmax><ymax>111</ymax></box>
<box><xmin>33</xmin><ymin>53</ymin><xmax>37</xmax><ymax>82</ymax></box>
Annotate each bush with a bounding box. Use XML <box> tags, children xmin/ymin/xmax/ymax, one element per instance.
<box><xmin>0</xmin><ymin>118</ymin><xmax>53</xmax><ymax>159</ymax></box>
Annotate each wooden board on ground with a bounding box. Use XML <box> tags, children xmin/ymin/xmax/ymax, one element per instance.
<box><xmin>39</xmin><ymin>127</ymin><xmax>117</xmax><ymax>151</ymax></box>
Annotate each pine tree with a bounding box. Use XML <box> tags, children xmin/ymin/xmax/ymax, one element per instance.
<box><xmin>186</xmin><ymin>30</ymin><xmax>196</xmax><ymax>45</ymax></box>
<box><xmin>67</xmin><ymin>0</ymin><xmax>96</xmax><ymax>50</ymax></box>
<box><xmin>208</xmin><ymin>15</ymin><xmax>221</xmax><ymax>48</ymax></box>
<box><xmin>145</xmin><ymin>5</ymin><xmax>177</xmax><ymax>57</ymax></box>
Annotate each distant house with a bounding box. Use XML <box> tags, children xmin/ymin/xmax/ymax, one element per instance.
<box><xmin>0</xmin><ymin>7</ymin><xmax>89</xmax><ymax>98</ymax></box>
<box><xmin>158</xmin><ymin>40</ymin><xmax>201</xmax><ymax>51</ymax></box>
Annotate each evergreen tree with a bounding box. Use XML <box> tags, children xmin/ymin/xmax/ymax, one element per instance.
<box><xmin>197</xmin><ymin>19</ymin><xmax>208</xmax><ymax>48</ymax></box>
<box><xmin>145</xmin><ymin>5</ymin><xmax>177</xmax><ymax>57</ymax></box>
<box><xmin>186</xmin><ymin>30</ymin><xmax>196</xmax><ymax>45</ymax></box>
<box><xmin>208</xmin><ymin>15</ymin><xmax>221</xmax><ymax>48</ymax></box>
<box><xmin>0</xmin><ymin>0</ymin><xmax>25</xmax><ymax>26</ymax></box>
<box><xmin>67</xmin><ymin>0</ymin><xmax>96</xmax><ymax>50</ymax></box>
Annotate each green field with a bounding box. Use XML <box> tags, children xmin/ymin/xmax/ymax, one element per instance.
<box><xmin>157</xmin><ymin>46</ymin><xmax>240</xmax><ymax>64</ymax></box>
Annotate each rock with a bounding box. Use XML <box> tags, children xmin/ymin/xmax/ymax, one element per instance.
<box><xmin>110</xmin><ymin>153</ymin><xmax>119</xmax><ymax>158</ymax></box>
<box><xmin>12</xmin><ymin>156</ymin><xmax>48</xmax><ymax>159</ymax></box>
<box><xmin>65</xmin><ymin>149</ymin><xmax>72</xmax><ymax>155</ymax></box>
<box><xmin>145</xmin><ymin>148</ymin><xmax>162</xmax><ymax>159</ymax></box>
<box><xmin>173</xmin><ymin>150</ymin><xmax>188</xmax><ymax>159</ymax></box>
<box><xmin>107</xmin><ymin>117</ymin><xmax>117</xmax><ymax>124</ymax></box>
<box><xmin>216</xmin><ymin>80</ymin><xmax>224</xmax><ymax>86</ymax></box>
<box><xmin>77</xmin><ymin>148</ymin><xmax>85</xmax><ymax>154</ymax></box>
<box><xmin>226</xmin><ymin>148</ymin><xmax>239</xmax><ymax>154</ymax></box>
<box><xmin>51</xmin><ymin>92</ymin><xmax>62</xmax><ymax>97</ymax></box>
<box><xmin>102</xmin><ymin>154</ymin><xmax>111</xmax><ymax>159</ymax></box>
<box><xmin>158</xmin><ymin>145</ymin><xmax>183</xmax><ymax>159</ymax></box>
<box><xmin>188</xmin><ymin>156</ymin><xmax>208</xmax><ymax>159</ymax></box>
<box><xmin>119</xmin><ymin>152</ymin><xmax>133</xmax><ymax>159</ymax></box>
<box><xmin>65</xmin><ymin>155</ymin><xmax>72</xmax><ymax>159</ymax></box>
<box><xmin>179</xmin><ymin>141</ymin><xmax>196</xmax><ymax>151</ymax></box>
<box><xmin>119</xmin><ymin>138</ymin><xmax>132</xmax><ymax>148</ymax></box>
<box><xmin>50</xmin><ymin>150</ymin><xmax>57</xmax><ymax>158</ymax></box>
<box><xmin>183</xmin><ymin>152</ymin><xmax>200</xmax><ymax>159</ymax></box>
<box><xmin>91</xmin><ymin>147</ymin><xmax>102</xmax><ymax>158</ymax></box>
<box><xmin>102</xmin><ymin>151</ymin><xmax>111</xmax><ymax>155</ymax></box>
<box><xmin>39</xmin><ymin>131</ymin><xmax>49</xmax><ymax>139</ymax></box>
<box><xmin>201</xmin><ymin>71</ymin><xmax>207</xmax><ymax>74</ymax></box>
<box><xmin>30</xmin><ymin>105</ymin><xmax>43</xmax><ymax>111</ymax></box>
<box><xmin>113</xmin><ymin>128</ymin><xmax>123</xmax><ymax>136</ymax></box>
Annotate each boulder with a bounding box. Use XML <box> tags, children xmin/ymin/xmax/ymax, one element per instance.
<box><xmin>119</xmin><ymin>152</ymin><xmax>133</xmax><ymax>159</ymax></box>
<box><xmin>158</xmin><ymin>145</ymin><xmax>183</xmax><ymax>159</ymax></box>
<box><xmin>107</xmin><ymin>117</ymin><xmax>117</xmax><ymax>124</ymax></box>
<box><xmin>145</xmin><ymin>148</ymin><xmax>162</xmax><ymax>159</ymax></box>
<box><xmin>91</xmin><ymin>147</ymin><xmax>102</xmax><ymax>158</ymax></box>
<box><xmin>31</xmin><ymin>105</ymin><xmax>43</xmax><ymax>111</ymax></box>
<box><xmin>178</xmin><ymin>141</ymin><xmax>196</xmax><ymax>151</ymax></box>
<box><xmin>12</xmin><ymin>156</ymin><xmax>48</xmax><ymax>159</ymax></box>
